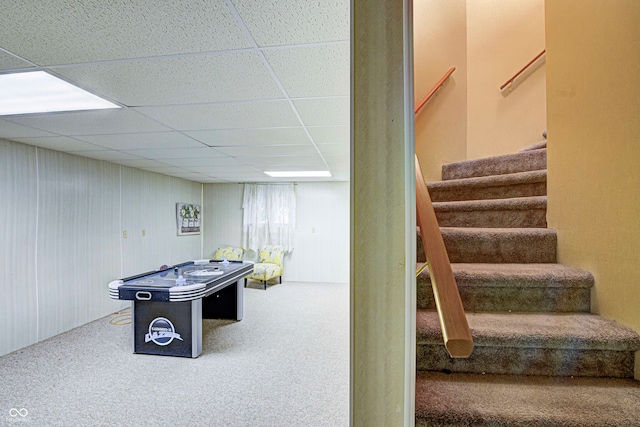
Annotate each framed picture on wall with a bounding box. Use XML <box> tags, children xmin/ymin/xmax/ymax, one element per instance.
<box><xmin>176</xmin><ymin>203</ymin><xmax>201</xmax><ymax>236</ymax></box>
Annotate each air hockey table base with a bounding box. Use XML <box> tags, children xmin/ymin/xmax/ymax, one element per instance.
<box><xmin>132</xmin><ymin>283</ymin><xmax>241</xmax><ymax>358</ymax></box>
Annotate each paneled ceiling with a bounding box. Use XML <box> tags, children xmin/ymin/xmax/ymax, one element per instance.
<box><xmin>0</xmin><ymin>0</ymin><xmax>350</xmax><ymax>182</ymax></box>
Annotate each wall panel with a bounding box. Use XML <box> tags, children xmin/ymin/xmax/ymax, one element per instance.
<box><xmin>120</xmin><ymin>168</ymin><xmax>202</xmax><ymax>277</ymax></box>
<box><xmin>1</xmin><ymin>139</ymin><xmax>203</xmax><ymax>357</ymax></box>
<box><xmin>201</xmin><ymin>183</ymin><xmax>244</xmax><ymax>258</ymax></box>
<box><xmin>0</xmin><ymin>140</ymin><xmax>38</xmax><ymax>356</ymax></box>
<box><xmin>289</xmin><ymin>182</ymin><xmax>349</xmax><ymax>282</ymax></box>
<box><xmin>36</xmin><ymin>150</ymin><xmax>121</xmax><ymax>341</ymax></box>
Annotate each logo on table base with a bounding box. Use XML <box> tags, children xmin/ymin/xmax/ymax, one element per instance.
<box><xmin>145</xmin><ymin>317</ymin><xmax>183</xmax><ymax>346</ymax></box>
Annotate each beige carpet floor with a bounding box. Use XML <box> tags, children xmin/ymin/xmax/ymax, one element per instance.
<box><xmin>0</xmin><ymin>281</ymin><xmax>349</xmax><ymax>427</ymax></box>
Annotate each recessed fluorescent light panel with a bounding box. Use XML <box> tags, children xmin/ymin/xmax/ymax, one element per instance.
<box><xmin>264</xmin><ymin>171</ymin><xmax>332</xmax><ymax>178</ymax></box>
<box><xmin>0</xmin><ymin>71</ymin><xmax>120</xmax><ymax>116</ymax></box>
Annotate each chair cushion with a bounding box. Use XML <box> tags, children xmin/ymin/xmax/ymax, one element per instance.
<box><xmin>214</xmin><ymin>246</ymin><xmax>244</xmax><ymax>261</ymax></box>
<box><xmin>258</xmin><ymin>245</ymin><xmax>285</xmax><ymax>265</ymax></box>
<box><xmin>248</xmin><ymin>263</ymin><xmax>282</xmax><ymax>281</ymax></box>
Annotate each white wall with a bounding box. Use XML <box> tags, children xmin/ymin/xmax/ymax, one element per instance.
<box><xmin>120</xmin><ymin>167</ymin><xmax>202</xmax><ymax>277</ymax></box>
<box><xmin>202</xmin><ymin>183</ymin><xmax>245</xmax><ymax>257</ymax></box>
<box><xmin>0</xmin><ymin>139</ymin><xmax>202</xmax><ymax>357</ymax></box>
<box><xmin>203</xmin><ymin>182</ymin><xmax>350</xmax><ymax>283</ymax></box>
<box><xmin>289</xmin><ymin>182</ymin><xmax>349</xmax><ymax>283</ymax></box>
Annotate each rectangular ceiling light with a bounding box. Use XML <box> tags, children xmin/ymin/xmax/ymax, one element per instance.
<box><xmin>264</xmin><ymin>171</ymin><xmax>332</xmax><ymax>178</ymax></box>
<box><xmin>0</xmin><ymin>71</ymin><xmax>120</xmax><ymax>116</ymax></box>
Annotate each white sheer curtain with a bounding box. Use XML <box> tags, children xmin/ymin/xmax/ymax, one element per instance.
<box><xmin>242</xmin><ymin>184</ymin><xmax>296</xmax><ymax>252</ymax></box>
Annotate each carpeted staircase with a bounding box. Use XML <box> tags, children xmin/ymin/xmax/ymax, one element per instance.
<box><xmin>415</xmin><ymin>142</ymin><xmax>640</xmax><ymax>426</ymax></box>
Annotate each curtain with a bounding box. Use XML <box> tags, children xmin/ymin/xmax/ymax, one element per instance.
<box><xmin>242</xmin><ymin>183</ymin><xmax>296</xmax><ymax>252</ymax></box>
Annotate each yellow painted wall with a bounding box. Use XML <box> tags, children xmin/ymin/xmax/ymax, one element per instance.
<box><xmin>546</xmin><ymin>0</ymin><xmax>640</xmax><ymax>332</ymax></box>
<box><xmin>414</xmin><ymin>0</ymin><xmax>546</xmax><ymax>182</ymax></box>
<box><xmin>467</xmin><ymin>0</ymin><xmax>547</xmax><ymax>159</ymax></box>
<box><xmin>414</xmin><ymin>0</ymin><xmax>467</xmax><ymax>182</ymax></box>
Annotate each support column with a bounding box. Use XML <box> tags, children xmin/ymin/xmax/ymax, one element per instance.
<box><xmin>351</xmin><ymin>0</ymin><xmax>416</xmax><ymax>425</ymax></box>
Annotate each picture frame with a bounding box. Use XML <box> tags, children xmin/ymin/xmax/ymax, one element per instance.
<box><xmin>176</xmin><ymin>203</ymin><xmax>201</xmax><ymax>235</ymax></box>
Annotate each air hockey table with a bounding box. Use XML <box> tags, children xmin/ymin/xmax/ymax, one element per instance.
<box><xmin>109</xmin><ymin>259</ymin><xmax>253</xmax><ymax>358</ymax></box>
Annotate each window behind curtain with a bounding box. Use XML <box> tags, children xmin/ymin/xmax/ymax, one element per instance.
<box><xmin>242</xmin><ymin>183</ymin><xmax>296</xmax><ymax>251</ymax></box>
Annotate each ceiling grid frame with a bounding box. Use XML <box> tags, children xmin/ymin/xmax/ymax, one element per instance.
<box><xmin>0</xmin><ymin>0</ymin><xmax>350</xmax><ymax>182</ymax></box>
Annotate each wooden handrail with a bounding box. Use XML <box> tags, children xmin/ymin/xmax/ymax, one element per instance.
<box><xmin>414</xmin><ymin>67</ymin><xmax>455</xmax><ymax>115</ymax></box>
<box><xmin>500</xmin><ymin>49</ymin><xmax>546</xmax><ymax>91</ymax></box>
<box><xmin>414</xmin><ymin>67</ymin><xmax>473</xmax><ymax>357</ymax></box>
<box><xmin>415</xmin><ymin>155</ymin><xmax>474</xmax><ymax>358</ymax></box>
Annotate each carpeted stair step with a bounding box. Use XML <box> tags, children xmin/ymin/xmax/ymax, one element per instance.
<box><xmin>442</xmin><ymin>148</ymin><xmax>546</xmax><ymax>180</ymax></box>
<box><xmin>416</xmin><ymin>227</ymin><xmax>558</xmax><ymax>264</ymax></box>
<box><xmin>428</xmin><ymin>170</ymin><xmax>546</xmax><ymax>202</ymax></box>
<box><xmin>433</xmin><ymin>196</ymin><xmax>547</xmax><ymax>228</ymax></box>
<box><xmin>415</xmin><ymin>371</ymin><xmax>640</xmax><ymax>427</ymax></box>
<box><xmin>417</xmin><ymin>263</ymin><xmax>593</xmax><ymax>312</ymax></box>
<box><xmin>520</xmin><ymin>139</ymin><xmax>547</xmax><ymax>152</ymax></box>
<box><xmin>440</xmin><ymin>227</ymin><xmax>557</xmax><ymax>263</ymax></box>
<box><xmin>416</xmin><ymin>311</ymin><xmax>640</xmax><ymax>378</ymax></box>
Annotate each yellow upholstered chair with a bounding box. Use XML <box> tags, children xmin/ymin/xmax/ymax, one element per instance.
<box><xmin>247</xmin><ymin>245</ymin><xmax>285</xmax><ymax>289</ymax></box>
<box><xmin>213</xmin><ymin>246</ymin><xmax>244</xmax><ymax>261</ymax></box>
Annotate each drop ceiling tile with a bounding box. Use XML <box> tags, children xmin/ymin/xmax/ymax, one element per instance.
<box><xmin>68</xmin><ymin>150</ymin><xmax>142</xmax><ymax>162</ymax></box>
<box><xmin>170</xmin><ymin>172</ymin><xmax>212</xmax><ymax>182</ymax></box>
<box><xmin>112</xmin><ymin>159</ymin><xmax>169</xmax><ymax>169</ymax></box>
<box><xmin>0</xmin><ymin>51</ymin><xmax>33</xmax><ymax>71</ymax></box>
<box><xmin>136</xmin><ymin>100</ymin><xmax>299</xmax><ymax>131</ymax></box>
<box><xmin>240</xmin><ymin>156</ymin><xmax>326</xmax><ymax>168</ymax></box>
<box><xmin>264</xmin><ymin>44</ymin><xmax>349</xmax><ymax>98</ymax></box>
<box><xmin>215</xmin><ymin>144</ymin><xmax>318</xmax><ymax>157</ymax></box>
<box><xmin>307</xmin><ymin>125</ymin><xmax>349</xmax><ymax>144</ymax></box>
<box><xmin>10</xmin><ymin>136</ymin><xmax>104</xmax><ymax>152</ymax></box>
<box><xmin>0</xmin><ymin>1</ymin><xmax>250</xmax><ymax>65</ymax></box>
<box><xmin>199</xmin><ymin>178</ymin><xmax>230</xmax><ymax>184</ymax></box>
<box><xmin>185</xmin><ymin>127</ymin><xmax>310</xmax><ymax>147</ymax></box>
<box><xmin>122</xmin><ymin>147</ymin><xmax>227</xmax><ymax>159</ymax></box>
<box><xmin>7</xmin><ymin>109</ymin><xmax>170</xmax><ymax>136</ymax></box>
<box><xmin>316</xmin><ymin>143</ymin><xmax>349</xmax><ymax>158</ymax></box>
<box><xmin>189</xmin><ymin>165</ymin><xmax>261</xmax><ymax>174</ymax></box>
<box><xmin>57</xmin><ymin>52</ymin><xmax>282</xmax><ymax>106</ymax></box>
<box><xmin>206</xmin><ymin>172</ymin><xmax>270</xmax><ymax>181</ymax></box>
<box><xmin>0</xmin><ymin>119</ymin><xmax>57</xmax><ymax>139</ymax></box>
<box><xmin>74</xmin><ymin>132</ymin><xmax>204</xmax><ymax>151</ymax></box>
<box><xmin>159</xmin><ymin>157</ymin><xmax>242</xmax><ymax>168</ymax></box>
<box><xmin>137</xmin><ymin>166</ymin><xmax>190</xmax><ymax>175</ymax></box>
<box><xmin>233</xmin><ymin>0</ymin><xmax>349</xmax><ymax>46</ymax></box>
<box><xmin>324</xmin><ymin>156</ymin><xmax>351</xmax><ymax>169</ymax></box>
<box><xmin>293</xmin><ymin>97</ymin><xmax>349</xmax><ymax>126</ymax></box>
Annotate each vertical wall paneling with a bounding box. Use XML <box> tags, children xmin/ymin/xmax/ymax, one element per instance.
<box><xmin>202</xmin><ymin>184</ymin><xmax>245</xmax><ymax>258</ymax></box>
<box><xmin>120</xmin><ymin>167</ymin><xmax>201</xmax><ymax>277</ymax></box>
<box><xmin>36</xmin><ymin>149</ymin><xmax>121</xmax><ymax>341</ymax></box>
<box><xmin>0</xmin><ymin>140</ymin><xmax>39</xmax><ymax>356</ymax></box>
<box><xmin>289</xmin><ymin>182</ymin><xmax>349</xmax><ymax>282</ymax></box>
<box><xmin>1</xmin><ymin>139</ymin><xmax>205</xmax><ymax>357</ymax></box>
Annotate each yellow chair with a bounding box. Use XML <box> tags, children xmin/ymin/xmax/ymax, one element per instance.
<box><xmin>213</xmin><ymin>246</ymin><xmax>244</xmax><ymax>261</ymax></box>
<box><xmin>247</xmin><ymin>245</ymin><xmax>285</xmax><ymax>289</ymax></box>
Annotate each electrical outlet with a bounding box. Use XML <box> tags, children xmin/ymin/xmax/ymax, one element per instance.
<box><xmin>123</xmin><ymin>230</ymin><xmax>128</xmax><ymax>238</ymax></box>
<box><xmin>141</xmin><ymin>229</ymin><xmax>146</xmax><ymax>237</ymax></box>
